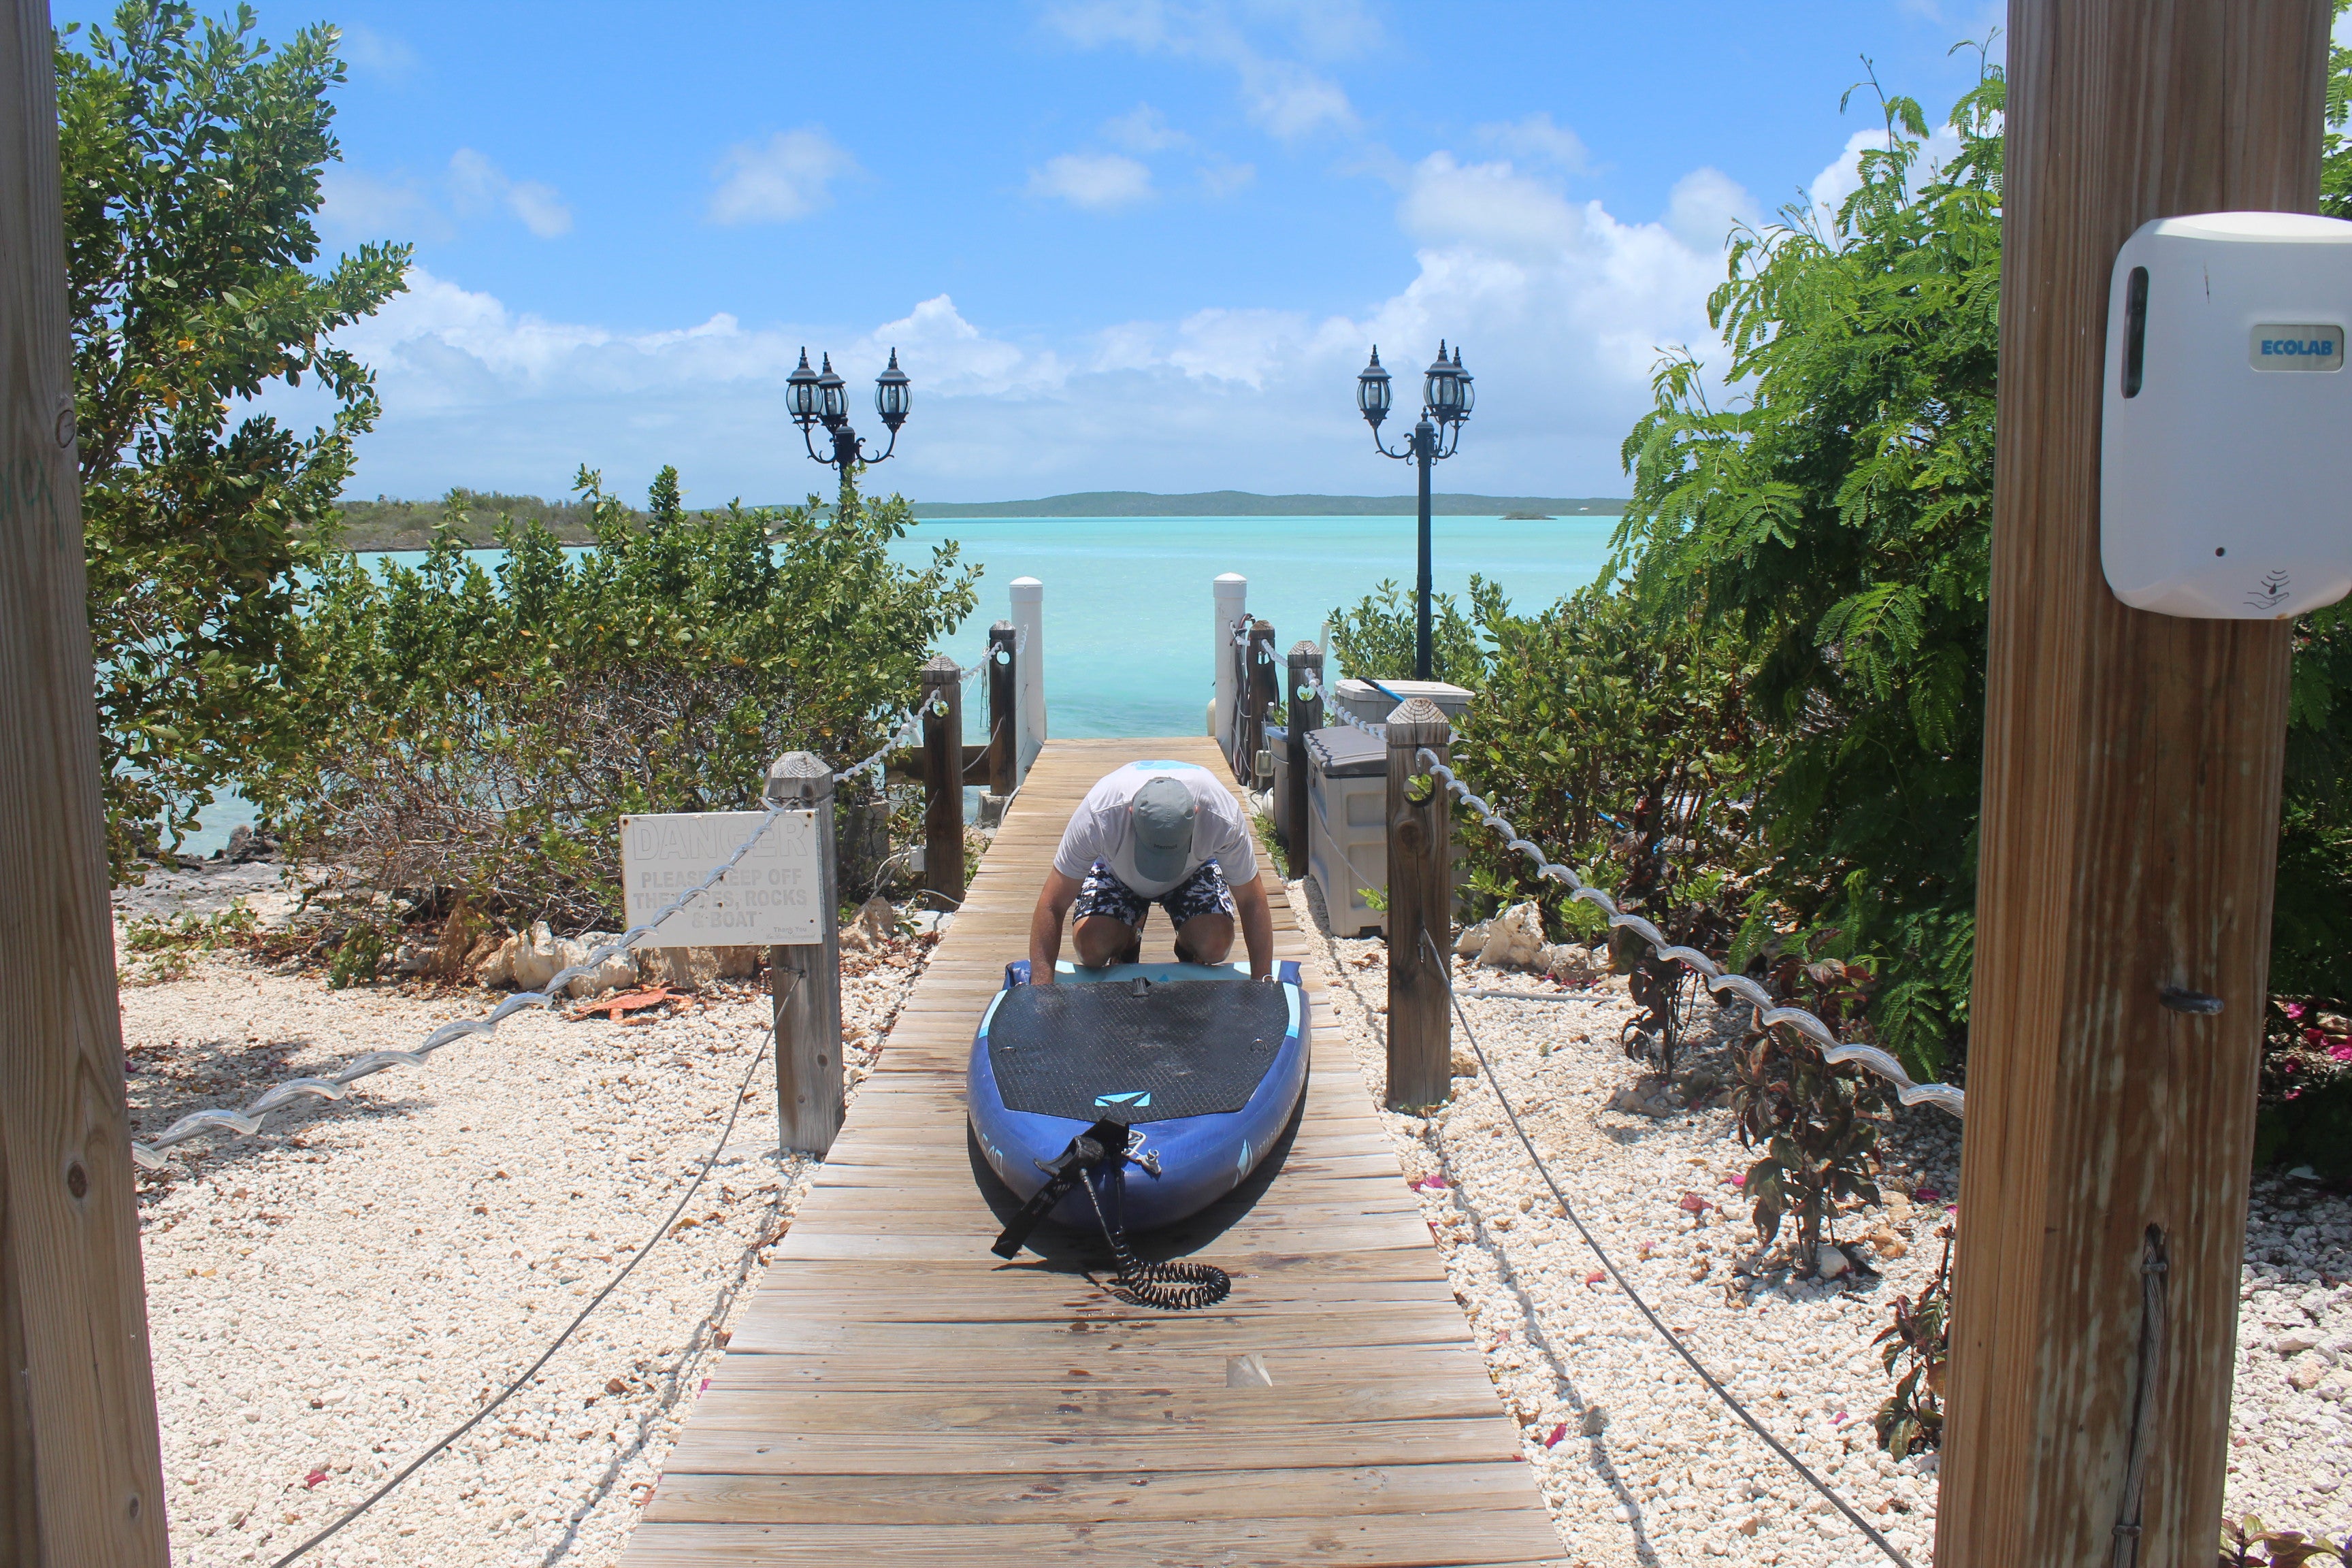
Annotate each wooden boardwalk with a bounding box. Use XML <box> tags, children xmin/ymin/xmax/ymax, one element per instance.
<box><xmin>623</xmin><ymin>737</ymin><xmax>1563</xmax><ymax>1566</ymax></box>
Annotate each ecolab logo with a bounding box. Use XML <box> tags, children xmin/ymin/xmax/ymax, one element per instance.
<box><xmin>2261</xmin><ymin>336</ymin><xmax>2338</xmax><ymax>357</ymax></box>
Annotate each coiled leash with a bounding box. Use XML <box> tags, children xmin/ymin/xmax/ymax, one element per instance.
<box><xmin>990</xmin><ymin>1115</ymin><xmax>1232</xmax><ymax>1311</ymax></box>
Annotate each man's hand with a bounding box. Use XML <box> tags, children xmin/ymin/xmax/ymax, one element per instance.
<box><xmin>1028</xmin><ymin>867</ymin><xmax>1083</xmax><ymax>984</ymax></box>
<box><xmin>1232</xmin><ymin>872</ymin><xmax>1276</xmax><ymax>981</ymax></box>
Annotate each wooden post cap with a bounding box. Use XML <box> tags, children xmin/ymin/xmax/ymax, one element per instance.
<box><xmin>921</xmin><ymin>654</ymin><xmax>960</xmax><ymax>687</ymax></box>
<box><xmin>1385</xmin><ymin>697</ymin><xmax>1451</xmax><ymax>746</ymax></box>
<box><xmin>766</xmin><ymin>751</ymin><xmax>836</xmax><ymax>804</ymax></box>
<box><xmin>1288</xmin><ymin>640</ymin><xmax>1320</xmax><ymax>659</ymax></box>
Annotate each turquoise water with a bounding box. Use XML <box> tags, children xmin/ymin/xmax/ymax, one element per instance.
<box><xmin>894</xmin><ymin>514</ymin><xmax>1618</xmax><ymax>738</ymax></box>
<box><xmin>172</xmin><ymin>514</ymin><xmax>1616</xmax><ymax>853</ymax></box>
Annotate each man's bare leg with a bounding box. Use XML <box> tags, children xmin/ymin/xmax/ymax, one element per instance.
<box><xmin>1071</xmin><ymin>914</ymin><xmax>1143</xmax><ymax>970</ymax></box>
<box><xmin>1171</xmin><ymin>911</ymin><xmax>1235</xmax><ymax>966</ymax></box>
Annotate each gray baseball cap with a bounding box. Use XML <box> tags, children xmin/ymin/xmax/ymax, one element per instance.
<box><xmin>1129</xmin><ymin>775</ymin><xmax>1198</xmax><ymax>884</ymax></box>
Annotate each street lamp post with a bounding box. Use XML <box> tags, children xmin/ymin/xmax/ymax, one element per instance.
<box><xmin>787</xmin><ymin>346</ymin><xmax>912</xmax><ymax>486</ymax></box>
<box><xmin>1356</xmin><ymin>342</ymin><xmax>1473</xmax><ymax>682</ymax></box>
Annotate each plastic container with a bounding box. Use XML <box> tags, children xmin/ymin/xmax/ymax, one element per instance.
<box><xmin>1305</xmin><ymin>725</ymin><xmax>1392</xmax><ymax>937</ymax></box>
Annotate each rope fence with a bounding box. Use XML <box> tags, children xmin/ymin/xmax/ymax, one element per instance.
<box><xmin>1416</xmin><ymin>747</ymin><xmax>1967</xmax><ymax>1120</ymax></box>
<box><xmin>133</xmin><ymin>647</ymin><xmax>1011</xmax><ymax>1171</ymax></box>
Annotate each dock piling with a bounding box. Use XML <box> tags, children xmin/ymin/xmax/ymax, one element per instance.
<box><xmin>1384</xmin><ymin>698</ymin><xmax>1454</xmax><ymax>1110</ymax></box>
<box><xmin>765</xmin><ymin>751</ymin><xmax>845</xmax><ymax>1154</ymax></box>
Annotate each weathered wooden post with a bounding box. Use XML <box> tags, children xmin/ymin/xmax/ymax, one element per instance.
<box><xmin>0</xmin><ymin>6</ymin><xmax>172</xmax><ymax>1558</ymax></box>
<box><xmin>920</xmin><ymin>655</ymin><xmax>965</xmax><ymax>909</ymax></box>
<box><xmin>1284</xmin><ymin>640</ymin><xmax>1323</xmax><ymax>858</ymax></box>
<box><xmin>1244</xmin><ymin>619</ymin><xmax>1279</xmax><ymax>790</ymax></box>
<box><xmin>1384</xmin><ymin>698</ymin><xmax>1453</xmax><ymax>1110</ymax></box>
<box><xmin>765</xmin><ymin>753</ymin><xmax>843</xmax><ymax>1155</ymax></box>
<box><xmin>1940</xmin><ymin>6</ymin><xmax>2324</xmax><ymax>1566</ymax></box>
<box><xmin>985</xmin><ymin>620</ymin><xmax>1017</xmax><ymax>798</ymax></box>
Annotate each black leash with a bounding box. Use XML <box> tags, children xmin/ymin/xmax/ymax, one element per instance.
<box><xmin>990</xmin><ymin>1115</ymin><xmax>1232</xmax><ymax>1311</ymax></box>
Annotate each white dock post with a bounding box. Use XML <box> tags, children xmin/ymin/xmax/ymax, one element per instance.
<box><xmin>1213</xmin><ymin>573</ymin><xmax>1247</xmax><ymax>742</ymax></box>
<box><xmin>1009</xmin><ymin>576</ymin><xmax>1045</xmax><ymax>772</ymax></box>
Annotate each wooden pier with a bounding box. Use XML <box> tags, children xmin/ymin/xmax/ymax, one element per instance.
<box><xmin>622</xmin><ymin>736</ymin><xmax>1563</xmax><ymax>1565</ymax></box>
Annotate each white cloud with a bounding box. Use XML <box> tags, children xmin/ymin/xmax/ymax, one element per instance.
<box><xmin>312</xmin><ymin>133</ymin><xmax>1756</xmax><ymax>505</ymax></box>
<box><xmin>319</xmin><ymin>153</ymin><xmax>570</xmax><ymax>243</ymax></box>
<box><xmin>1028</xmin><ymin>152</ymin><xmax>1155</xmax><ymax>211</ymax></box>
<box><xmin>708</xmin><ymin>129</ymin><xmax>858</xmax><ymax>225</ymax></box>
<box><xmin>447</xmin><ymin>149</ymin><xmax>572</xmax><ymax>238</ymax></box>
<box><xmin>1044</xmin><ymin>0</ymin><xmax>1359</xmax><ymax>140</ymax></box>
<box><xmin>1200</xmin><ymin>159</ymin><xmax>1256</xmax><ymax>197</ymax></box>
<box><xmin>1105</xmin><ymin>103</ymin><xmax>1188</xmax><ymax>152</ymax></box>
<box><xmin>1664</xmin><ymin>166</ymin><xmax>1756</xmax><ymax>256</ymax></box>
<box><xmin>1479</xmin><ymin>112</ymin><xmax>1589</xmax><ymax>174</ymax></box>
<box><xmin>336</xmin><ymin>21</ymin><xmax>417</xmax><ymax>80</ymax></box>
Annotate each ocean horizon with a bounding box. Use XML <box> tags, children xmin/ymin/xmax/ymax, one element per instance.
<box><xmin>170</xmin><ymin>513</ymin><xmax>1620</xmax><ymax>856</ymax></box>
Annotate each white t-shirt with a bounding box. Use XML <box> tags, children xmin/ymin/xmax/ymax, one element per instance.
<box><xmin>1051</xmin><ymin>760</ymin><xmax>1256</xmax><ymax>898</ymax></box>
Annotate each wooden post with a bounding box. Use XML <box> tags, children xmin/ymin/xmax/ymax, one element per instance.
<box><xmin>1940</xmin><ymin>7</ymin><xmax>2323</xmax><ymax>1566</ymax></box>
<box><xmin>1245</xmin><ymin>619</ymin><xmax>1277</xmax><ymax>789</ymax></box>
<box><xmin>0</xmin><ymin>3</ymin><xmax>171</xmax><ymax>1555</ymax></box>
<box><xmin>1384</xmin><ymin>698</ymin><xmax>1453</xmax><ymax>1111</ymax></box>
<box><xmin>765</xmin><ymin>753</ymin><xmax>843</xmax><ymax>1155</ymax></box>
<box><xmin>919</xmin><ymin>656</ymin><xmax>964</xmax><ymax>909</ymax></box>
<box><xmin>1284</xmin><ymin>640</ymin><xmax>1323</xmax><ymax>860</ymax></box>
<box><xmin>986</xmin><ymin>621</ymin><xmax>1017</xmax><ymax>796</ymax></box>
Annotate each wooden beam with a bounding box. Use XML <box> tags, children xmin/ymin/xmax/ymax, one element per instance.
<box><xmin>0</xmin><ymin>2</ymin><xmax>171</xmax><ymax>1558</ymax></box>
<box><xmin>1382</xmin><ymin>700</ymin><xmax>1452</xmax><ymax>1111</ymax></box>
<box><xmin>1940</xmin><ymin>5</ymin><xmax>2324</xmax><ymax>1565</ymax></box>
<box><xmin>766</xmin><ymin>753</ymin><xmax>843</xmax><ymax>1156</ymax></box>
<box><xmin>920</xmin><ymin>657</ymin><xmax>965</xmax><ymax>909</ymax></box>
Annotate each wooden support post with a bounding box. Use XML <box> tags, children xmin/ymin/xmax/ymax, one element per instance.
<box><xmin>920</xmin><ymin>656</ymin><xmax>964</xmax><ymax>909</ymax></box>
<box><xmin>0</xmin><ymin>3</ymin><xmax>171</xmax><ymax>1554</ymax></box>
<box><xmin>765</xmin><ymin>753</ymin><xmax>843</xmax><ymax>1155</ymax></box>
<box><xmin>1384</xmin><ymin>698</ymin><xmax>1453</xmax><ymax>1111</ymax></box>
<box><xmin>986</xmin><ymin>621</ymin><xmax>1017</xmax><ymax>796</ymax></box>
<box><xmin>1940</xmin><ymin>6</ymin><xmax>2323</xmax><ymax>1566</ymax></box>
<box><xmin>1245</xmin><ymin>620</ymin><xmax>1277</xmax><ymax>790</ymax></box>
<box><xmin>1284</xmin><ymin>640</ymin><xmax>1323</xmax><ymax>860</ymax></box>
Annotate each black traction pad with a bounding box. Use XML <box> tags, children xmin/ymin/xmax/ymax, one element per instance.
<box><xmin>987</xmin><ymin>979</ymin><xmax>1290</xmax><ymax>1124</ymax></box>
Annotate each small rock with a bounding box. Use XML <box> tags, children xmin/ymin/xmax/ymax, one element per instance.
<box><xmin>2277</xmin><ymin>1330</ymin><xmax>2323</xmax><ymax>1357</ymax></box>
<box><xmin>564</xmin><ymin>935</ymin><xmax>638</xmax><ymax>999</ymax></box>
<box><xmin>1451</xmin><ymin>1047</ymin><xmax>1478</xmax><ymax>1077</ymax></box>
<box><xmin>475</xmin><ymin>932</ymin><xmax>519</xmax><ymax>988</ymax></box>
<box><xmin>1542</xmin><ymin>944</ymin><xmax>1596</xmax><ymax>984</ymax></box>
<box><xmin>1454</xmin><ymin>921</ymin><xmax>1489</xmax><ymax>958</ymax></box>
<box><xmin>1580</xmin><ymin>1405</ymin><xmax>1608</xmax><ymax>1436</ymax></box>
<box><xmin>1476</xmin><ymin>901</ymin><xmax>1549</xmax><ymax>970</ymax></box>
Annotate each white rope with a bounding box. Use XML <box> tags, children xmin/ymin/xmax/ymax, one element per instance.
<box><xmin>131</xmin><ymin>804</ymin><xmax>794</xmax><ymax>1169</ymax></box>
<box><xmin>1414</xmin><ymin>747</ymin><xmax>1965</xmax><ymax>1119</ymax></box>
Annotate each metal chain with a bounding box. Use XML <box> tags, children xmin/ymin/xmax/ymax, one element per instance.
<box><xmin>1424</xmin><ymin>931</ymin><xmax>1919</xmax><ymax>1568</ymax></box>
<box><xmin>1414</xmin><ymin>747</ymin><xmax>1965</xmax><ymax>1119</ymax></box>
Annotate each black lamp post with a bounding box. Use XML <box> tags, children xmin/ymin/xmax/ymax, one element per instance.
<box><xmin>1358</xmin><ymin>341</ymin><xmax>1473</xmax><ymax>681</ymax></box>
<box><xmin>787</xmin><ymin>346</ymin><xmax>911</xmax><ymax>485</ymax></box>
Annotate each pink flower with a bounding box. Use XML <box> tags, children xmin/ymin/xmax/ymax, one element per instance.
<box><xmin>1545</xmin><ymin>1422</ymin><xmax>1568</xmax><ymax>1448</ymax></box>
<box><xmin>303</xmin><ymin>1469</ymin><xmax>326</xmax><ymax>1489</ymax></box>
<box><xmin>2330</xmin><ymin>1043</ymin><xmax>2352</xmax><ymax>1064</ymax></box>
<box><xmin>1914</xmin><ymin>1187</ymin><xmax>1942</xmax><ymax>1204</ymax></box>
<box><xmin>1726</xmin><ymin>1173</ymin><xmax>1747</xmax><ymax>1188</ymax></box>
<box><xmin>2287</xmin><ymin>1002</ymin><xmax>2310</xmax><ymax>1022</ymax></box>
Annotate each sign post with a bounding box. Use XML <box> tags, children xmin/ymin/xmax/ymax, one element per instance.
<box><xmin>760</xmin><ymin>755</ymin><xmax>844</xmax><ymax>1155</ymax></box>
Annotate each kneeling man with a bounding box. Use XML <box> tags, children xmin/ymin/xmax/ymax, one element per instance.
<box><xmin>1028</xmin><ymin>762</ymin><xmax>1274</xmax><ymax>984</ymax></box>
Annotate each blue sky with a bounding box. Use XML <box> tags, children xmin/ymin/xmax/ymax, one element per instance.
<box><xmin>58</xmin><ymin>0</ymin><xmax>2006</xmax><ymax>506</ymax></box>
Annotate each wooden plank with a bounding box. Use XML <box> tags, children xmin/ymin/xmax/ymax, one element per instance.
<box><xmin>643</xmin><ymin>1460</ymin><xmax>1539</xmax><ymax>1526</ymax></box>
<box><xmin>1940</xmin><ymin>7</ymin><xmax>2322</xmax><ymax>1568</ymax></box>
<box><xmin>0</xmin><ymin>5</ymin><xmax>171</xmax><ymax>1561</ymax></box>
<box><xmin>623</xmin><ymin>1516</ymin><xmax>1564</xmax><ymax>1568</ymax></box>
<box><xmin>623</xmin><ymin>736</ymin><xmax>1558</xmax><ymax>1565</ymax></box>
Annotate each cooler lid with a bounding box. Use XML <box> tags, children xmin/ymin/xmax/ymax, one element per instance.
<box><xmin>1305</xmin><ymin>724</ymin><xmax>1388</xmax><ymax>777</ymax></box>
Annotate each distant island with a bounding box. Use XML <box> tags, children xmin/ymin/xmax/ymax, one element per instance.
<box><xmin>908</xmin><ymin>490</ymin><xmax>1624</xmax><ymax>519</ymax></box>
<box><xmin>326</xmin><ymin>487</ymin><xmax>1627</xmax><ymax>550</ymax></box>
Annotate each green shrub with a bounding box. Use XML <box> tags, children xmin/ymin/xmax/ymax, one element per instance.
<box><xmin>257</xmin><ymin>469</ymin><xmax>977</xmax><ymax>930</ymax></box>
<box><xmin>59</xmin><ymin>3</ymin><xmax>409</xmax><ymax>878</ymax></box>
<box><xmin>1324</xmin><ymin>576</ymin><xmax>1498</xmax><ymax>687</ymax></box>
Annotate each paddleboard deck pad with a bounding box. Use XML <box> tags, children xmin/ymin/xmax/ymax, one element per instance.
<box><xmin>969</xmin><ymin>959</ymin><xmax>1309</xmax><ymax>1237</ymax></box>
